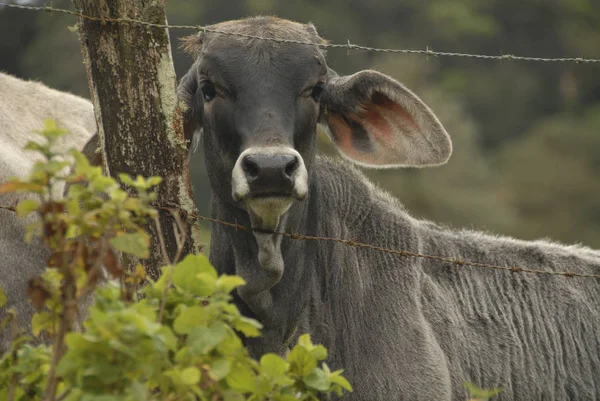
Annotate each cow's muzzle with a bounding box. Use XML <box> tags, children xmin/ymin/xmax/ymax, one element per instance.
<box><xmin>232</xmin><ymin>147</ymin><xmax>307</xmax><ymax>201</ymax></box>
<box><xmin>232</xmin><ymin>147</ymin><xmax>308</xmax><ymax>227</ymax></box>
<box><xmin>242</xmin><ymin>153</ymin><xmax>298</xmax><ymax>197</ymax></box>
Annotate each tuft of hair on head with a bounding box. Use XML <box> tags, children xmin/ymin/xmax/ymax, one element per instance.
<box><xmin>180</xmin><ymin>34</ymin><xmax>204</xmax><ymax>56</ymax></box>
<box><xmin>306</xmin><ymin>22</ymin><xmax>329</xmax><ymax>55</ymax></box>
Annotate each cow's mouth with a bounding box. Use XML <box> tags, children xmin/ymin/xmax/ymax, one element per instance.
<box><xmin>245</xmin><ymin>197</ymin><xmax>294</xmax><ymax>231</ymax></box>
<box><xmin>248</xmin><ymin>191</ymin><xmax>294</xmax><ymax>199</ymax></box>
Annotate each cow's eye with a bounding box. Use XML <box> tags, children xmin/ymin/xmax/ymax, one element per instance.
<box><xmin>311</xmin><ymin>83</ymin><xmax>325</xmax><ymax>102</ymax></box>
<box><xmin>200</xmin><ymin>81</ymin><xmax>216</xmax><ymax>102</ymax></box>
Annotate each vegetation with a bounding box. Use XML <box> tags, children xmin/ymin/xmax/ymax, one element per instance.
<box><xmin>0</xmin><ymin>124</ymin><xmax>351</xmax><ymax>400</ymax></box>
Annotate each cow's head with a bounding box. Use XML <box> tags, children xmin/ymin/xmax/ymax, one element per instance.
<box><xmin>179</xmin><ymin>18</ymin><xmax>451</xmax><ymax>314</ymax></box>
<box><xmin>179</xmin><ymin>17</ymin><xmax>451</xmax><ymax>229</ymax></box>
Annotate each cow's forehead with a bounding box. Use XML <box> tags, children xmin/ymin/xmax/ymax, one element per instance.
<box><xmin>207</xmin><ymin>16</ymin><xmax>324</xmax><ymax>43</ymax></box>
<box><xmin>184</xmin><ymin>17</ymin><xmax>327</xmax><ymax>73</ymax></box>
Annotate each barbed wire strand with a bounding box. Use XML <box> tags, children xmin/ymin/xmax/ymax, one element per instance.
<box><xmin>1</xmin><ymin>2</ymin><xmax>600</xmax><ymax>64</ymax></box>
<box><xmin>2</xmin><ymin>203</ymin><xmax>599</xmax><ymax>279</ymax></box>
<box><xmin>172</xmin><ymin>207</ymin><xmax>600</xmax><ymax>280</ymax></box>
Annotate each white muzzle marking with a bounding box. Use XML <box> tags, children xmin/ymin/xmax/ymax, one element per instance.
<box><xmin>232</xmin><ymin>146</ymin><xmax>308</xmax><ymax>223</ymax></box>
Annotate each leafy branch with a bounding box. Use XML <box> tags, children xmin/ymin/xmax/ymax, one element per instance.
<box><xmin>0</xmin><ymin>120</ymin><xmax>352</xmax><ymax>401</ymax></box>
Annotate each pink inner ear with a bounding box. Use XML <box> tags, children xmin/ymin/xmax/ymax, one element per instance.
<box><xmin>363</xmin><ymin>93</ymin><xmax>419</xmax><ymax>145</ymax></box>
<box><xmin>327</xmin><ymin>113</ymin><xmax>365</xmax><ymax>160</ymax></box>
<box><xmin>326</xmin><ymin>92</ymin><xmax>422</xmax><ymax>165</ymax></box>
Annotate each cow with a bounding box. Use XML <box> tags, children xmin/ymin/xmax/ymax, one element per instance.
<box><xmin>172</xmin><ymin>17</ymin><xmax>600</xmax><ymax>400</ymax></box>
<box><xmin>0</xmin><ymin>72</ymin><xmax>97</xmax><ymax>352</ymax></box>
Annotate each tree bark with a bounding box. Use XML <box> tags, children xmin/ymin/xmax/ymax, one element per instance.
<box><xmin>72</xmin><ymin>0</ymin><xmax>201</xmax><ymax>279</ymax></box>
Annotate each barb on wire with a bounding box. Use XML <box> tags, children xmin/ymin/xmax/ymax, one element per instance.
<box><xmin>2</xmin><ymin>203</ymin><xmax>600</xmax><ymax>279</ymax></box>
<box><xmin>1</xmin><ymin>2</ymin><xmax>600</xmax><ymax>64</ymax></box>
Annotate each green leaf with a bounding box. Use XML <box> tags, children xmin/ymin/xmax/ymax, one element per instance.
<box><xmin>303</xmin><ymin>369</ymin><xmax>330</xmax><ymax>391</ymax></box>
<box><xmin>260</xmin><ymin>353</ymin><xmax>288</xmax><ymax>377</ymax></box>
<box><xmin>91</xmin><ymin>175</ymin><xmax>119</xmax><ymax>192</ymax></box>
<box><xmin>110</xmin><ymin>231</ymin><xmax>150</xmax><ymax>258</ymax></box>
<box><xmin>147</xmin><ymin>176</ymin><xmax>163</xmax><ymax>187</ymax></box>
<box><xmin>157</xmin><ymin>326</ymin><xmax>178</xmax><ymax>351</ymax></box>
<box><xmin>330</xmin><ymin>373</ymin><xmax>353</xmax><ymax>392</ymax></box>
<box><xmin>222</xmin><ymin>391</ymin><xmax>245</xmax><ymax>401</ymax></box>
<box><xmin>181</xmin><ymin>366</ymin><xmax>201</xmax><ymax>386</ymax></box>
<box><xmin>210</xmin><ymin>358</ymin><xmax>231</xmax><ymax>380</ymax></box>
<box><xmin>187</xmin><ymin>322</ymin><xmax>228</xmax><ymax>354</ymax></box>
<box><xmin>24</xmin><ymin>141</ymin><xmax>47</xmax><ymax>153</ymax></box>
<box><xmin>234</xmin><ymin>316</ymin><xmax>262</xmax><ymax>338</ymax></box>
<box><xmin>69</xmin><ymin>149</ymin><xmax>91</xmax><ymax>172</ymax></box>
<box><xmin>226</xmin><ymin>362</ymin><xmax>257</xmax><ymax>393</ymax></box>
<box><xmin>298</xmin><ymin>333</ymin><xmax>313</xmax><ymax>349</ymax></box>
<box><xmin>31</xmin><ymin>312</ymin><xmax>54</xmax><ymax>337</ymax></box>
<box><xmin>173</xmin><ymin>306</ymin><xmax>207</xmax><ymax>334</ymax></box>
<box><xmin>196</xmin><ymin>272</ymin><xmax>217</xmax><ymax>297</ymax></box>
<box><xmin>119</xmin><ymin>173</ymin><xmax>135</xmax><ymax>187</ymax></box>
<box><xmin>464</xmin><ymin>382</ymin><xmax>502</xmax><ymax>400</ymax></box>
<box><xmin>273</xmin><ymin>395</ymin><xmax>299</xmax><ymax>401</ymax></box>
<box><xmin>43</xmin><ymin>118</ymin><xmax>60</xmax><ymax>134</ymax></box>
<box><xmin>42</xmin><ymin>160</ymin><xmax>70</xmax><ymax>175</ymax></box>
<box><xmin>287</xmin><ymin>345</ymin><xmax>316</xmax><ymax>376</ymax></box>
<box><xmin>172</xmin><ymin>254</ymin><xmax>218</xmax><ymax>296</ymax></box>
<box><xmin>0</xmin><ymin>287</ymin><xmax>6</xmax><ymax>308</ymax></box>
<box><xmin>16</xmin><ymin>199</ymin><xmax>40</xmax><ymax>217</ymax></box>
<box><xmin>310</xmin><ymin>344</ymin><xmax>328</xmax><ymax>361</ymax></box>
<box><xmin>216</xmin><ymin>275</ymin><xmax>246</xmax><ymax>294</ymax></box>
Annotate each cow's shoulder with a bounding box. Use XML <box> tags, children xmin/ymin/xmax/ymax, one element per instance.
<box><xmin>313</xmin><ymin>155</ymin><xmax>414</xmax><ymax>229</ymax></box>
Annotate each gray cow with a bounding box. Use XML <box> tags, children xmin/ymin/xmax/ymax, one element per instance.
<box><xmin>175</xmin><ymin>17</ymin><xmax>600</xmax><ymax>401</ymax></box>
<box><xmin>0</xmin><ymin>72</ymin><xmax>96</xmax><ymax>352</ymax></box>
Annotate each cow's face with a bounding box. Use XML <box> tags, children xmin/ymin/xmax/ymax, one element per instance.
<box><xmin>180</xmin><ymin>17</ymin><xmax>452</xmax><ymax>232</ymax></box>
<box><xmin>180</xmin><ymin>18</ymin><xmax>325</xmax><ymax>230</ymax></box>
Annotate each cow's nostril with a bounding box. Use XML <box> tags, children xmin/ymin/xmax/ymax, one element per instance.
<box><xmin>285</xmin><ymin>157</ymin><xmax>299</xmax><ymax>177</ymax></box>
<box><xmin>243</xmin><ymin>157</ymin><xmax>260</xmax><ymax>179</ymax></box>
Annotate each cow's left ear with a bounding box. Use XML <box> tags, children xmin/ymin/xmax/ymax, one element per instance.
<box><xmin>320</xmin><ymin>70</ymin><xmax>452</xmax><ymax>168</ymax></box>
<box><xmin>178</xmin><ymin>66</ymin><xmax>204</xmax><ymax>150</ymax></box>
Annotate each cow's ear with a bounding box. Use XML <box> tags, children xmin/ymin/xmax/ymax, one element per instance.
<box><xmin>178</xmin><ymin>66</ymin><xmax>204</xmax><ymax>150</ymax></box>
<box><xmin>320</xmin><ymin>70</ymin><xmax>451</xmax><ymax>168</ymax></box>
<box><xmin>81</xmin><ymin>133</ymin><xmax>103</xmax><ymax>167</ymax></box>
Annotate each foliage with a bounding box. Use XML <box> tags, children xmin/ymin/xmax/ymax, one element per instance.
<box><xmin>465</xmin><ymin>382</ymin><xmax>502</xmax><ymax>401</ymax></box>
<box><xmin>0</xmin><ymin>122</ymin><xmax>351</xmax><ymax>400</ymax></box>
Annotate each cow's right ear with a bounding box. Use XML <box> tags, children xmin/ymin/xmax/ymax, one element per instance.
<box><xmin>178</xmin><ymin>67</ymin><xmax>204</xmax><ymax>150</ymax></box>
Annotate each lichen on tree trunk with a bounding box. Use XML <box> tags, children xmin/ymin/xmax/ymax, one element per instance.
<box><xmin>72</xmin><ymin>0</ymin><xmax>201</xmax><ymax>279</ymax></box>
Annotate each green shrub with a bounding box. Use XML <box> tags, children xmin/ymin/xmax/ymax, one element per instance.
<box><xmin>0</xmin><ymin>121</ymin><xmax>351</xmax><ymax>400</ymax></box>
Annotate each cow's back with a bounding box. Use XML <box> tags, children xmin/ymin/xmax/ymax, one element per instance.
<box><xmin>0</xmin><ymin>72</ymin><xmax>96</xmax><ymax>352</ymax></box>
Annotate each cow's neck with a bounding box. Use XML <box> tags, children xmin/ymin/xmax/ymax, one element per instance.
<box><xmin>208</xmin><ymin>159</ymin><xmax>423</xmax><ymax>361</ymax></box>
<box><xmin>208</xmin><ymin>182</ymin><xmax>319</xmax><ymax>356</ymax></box>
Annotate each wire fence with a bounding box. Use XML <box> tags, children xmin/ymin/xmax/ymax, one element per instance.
<box><xmin>1</xmin><ymin>2</ymin><xmax>600</xmax><ymax>281</ymax></box>
<box><xmin>1</xmin><ymin>2</ymin><xmax>600</xmax><ymax>64</ymax></box>
<box><xmin>185</xmin><ymin>211</ymin><xmax>600</xmax><ymax>280</ymax></box>
<box><xmin>2</xmin><ymin>204</ymin><xmax>600</xmax><ymax>280</ymax></box>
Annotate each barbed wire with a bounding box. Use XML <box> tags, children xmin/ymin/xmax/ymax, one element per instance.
<box><xmin>2</xmin><ymin>202</ymin><xmax>600</xmax><ymax>279</ymax></box>
<box><xmin>165</xmin><ymin>206</ymin><xmax>600</xmax><ymax>280</ymax></box>
<box><xmin>1</xmin><ymin>2</ymin><xmax>600</xmax><ymax>64</ymax></box>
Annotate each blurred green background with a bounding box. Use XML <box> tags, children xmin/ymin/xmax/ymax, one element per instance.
<box><xmin>2</xmin><ymin>0</ymin><xmax>599</xmax><ymax>249</ymax></box>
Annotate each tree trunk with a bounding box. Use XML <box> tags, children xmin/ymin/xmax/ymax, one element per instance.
<box><xmin>72</xmin><ymin>0</ymin><xmax>201</xmax><ymax>279</ymax></box>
